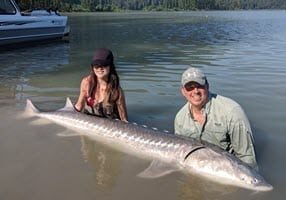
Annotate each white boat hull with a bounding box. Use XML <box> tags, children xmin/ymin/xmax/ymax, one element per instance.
<box><xmin>0</xmin><ymin>0</ymin><xmax>69</xmax><ymax>46</ymax></box>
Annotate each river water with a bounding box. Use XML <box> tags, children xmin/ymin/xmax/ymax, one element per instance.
<box><xmin>0</xmin><ymin>11</ymin><xmax>286</xmax><ymax>200</ymax></box>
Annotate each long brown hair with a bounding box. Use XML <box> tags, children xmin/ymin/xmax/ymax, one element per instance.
<box><xmin>89</xmin><ymin>63</ymin><xmax>120</xmax><ymax>105</ymax></box>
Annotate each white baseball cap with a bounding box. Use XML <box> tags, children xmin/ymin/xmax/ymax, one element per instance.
<box><xmin>181</xmin><ymin>67</ymin><xmax>207</xmax><ymax>86</ymax></box>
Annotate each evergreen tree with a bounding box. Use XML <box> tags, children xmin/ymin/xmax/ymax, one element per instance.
<box><xmin>16</xmin><ymin>0</ymin><xmax>286</xmax><ymax>12</ymax></box>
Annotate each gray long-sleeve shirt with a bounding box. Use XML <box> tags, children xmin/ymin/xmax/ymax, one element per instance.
<box><xmin>174</xmin><ymin>93</ymin><xmax>258</xmax><ymax>170</ymax></box>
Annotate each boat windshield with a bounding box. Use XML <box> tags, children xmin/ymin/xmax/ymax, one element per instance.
<box><xmin>0</xmin><ymin>0</ymin><xmax>17</xmax><ymax>15</ymax></box>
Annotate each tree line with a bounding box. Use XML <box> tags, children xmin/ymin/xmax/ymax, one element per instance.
<box><xmin>16</xmin><ymin>0</ymin><xmax>286</xmax><ymax>12</ymax></box>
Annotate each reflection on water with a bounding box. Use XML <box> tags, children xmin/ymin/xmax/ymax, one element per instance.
<box><xmin>80</xmin><ymin>136</ymin><xmax>122</xmax><ymax>190</ymax></box>
<box><xmin>177</xmin><ymin>175</ymin><xmax>239</xmax><ymax>200</ymax></box>
<box><xmin>0</xmin><ymin>43</ymin><xmax>70</xmax><ymax>85</ymax></box>
<box><xmin>0</xmin><ymin>42</ymin><xmax>70</xmax><ymax>104</ymax></box>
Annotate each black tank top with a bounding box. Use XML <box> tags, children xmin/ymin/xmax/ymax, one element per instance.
<box><xmin>84</xmin><ymin>101</ymin><xmax>120</xmax><ymax>120</ymax></box>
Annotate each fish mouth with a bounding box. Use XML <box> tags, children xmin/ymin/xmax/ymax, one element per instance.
<box><xmin>253</xmin><ymin>182</ymin><xmax>273</xmax><ymax>192</ymax></box>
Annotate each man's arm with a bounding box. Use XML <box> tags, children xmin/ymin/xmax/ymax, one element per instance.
<box><xmin>228</xmin><ymin>106</ymin><xmax>258</xmax><ymax>170</ymax></box>
<box><xmin>174</xmin><ymin>114</ymin><xmax>182</xmax><ymax>135</ymax></box>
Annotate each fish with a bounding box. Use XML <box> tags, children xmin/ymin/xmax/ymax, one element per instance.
<box><xmin>23</xmin><ymin>97</ymin><xmax>273</xmax><ymax>192</ymax></box>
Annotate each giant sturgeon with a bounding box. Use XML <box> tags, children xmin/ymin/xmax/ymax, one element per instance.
<box><xmin>24</xmin><ymin>98</ymin><xmax>272</xmax><ymax>191</ymax></box>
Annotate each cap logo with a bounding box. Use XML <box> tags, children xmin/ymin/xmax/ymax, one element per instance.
<box><xmin>181</xmin><ymin>67</ymin><xmax>206</xmax><ymax>86</ymax></box>
<box><xmin>191</xmin><ymin>71</ymin><xmax>198</xmax><ymax>77</ymax></box>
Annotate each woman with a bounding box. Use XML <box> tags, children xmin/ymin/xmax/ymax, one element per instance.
<box><xmin>74</xmin><ymin>48</ymin><xmax>128</xmax><ymax>122</ymax></box>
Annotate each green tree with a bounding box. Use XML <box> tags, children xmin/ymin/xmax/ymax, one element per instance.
<box><xmin>16</xmin><ymin>0</ymin><xmax>286</xmax><ymax>11</ymax></box>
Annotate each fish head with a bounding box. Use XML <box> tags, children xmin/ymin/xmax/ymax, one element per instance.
<box><xmin>232</xmin><ymin>162</ymin><xmax>273</xmax><ymax>192</ymax></box>
<box><xmin>182</xmin><ymin>147</ymin><xmax>273</xmax><ymax>191</ymax></box>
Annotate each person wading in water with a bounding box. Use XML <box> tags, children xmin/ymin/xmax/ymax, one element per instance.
<box><xmin>74</xmin><ymin>48</ymin><xmax>128</xmax><ymax>122</ymax></box>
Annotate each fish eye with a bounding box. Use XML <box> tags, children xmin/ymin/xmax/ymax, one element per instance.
<box><xmin>252</xmin><ymin>178</ymin><xmax>258</xmax><ymax>184</ymax></box>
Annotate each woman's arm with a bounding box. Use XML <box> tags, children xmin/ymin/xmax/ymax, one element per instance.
<box><xmin>116</xmin><ymin>88</ymin><xmax>128</xmax><ymax>122</ymax></box>
<box><xmin>74</xmin><ymin>76</ymin><xmax>90</xmax><ymax>112</ymax></box>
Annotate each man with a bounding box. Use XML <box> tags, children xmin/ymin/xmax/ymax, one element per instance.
<box><xmin>174</xmin><ymin>67</ymin><xmax>258</xmax><ymax>170</ymax></box>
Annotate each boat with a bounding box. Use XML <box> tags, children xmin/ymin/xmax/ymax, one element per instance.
<box><xmin>0</xmin><ymin>0</ymin><xmax>70</xmax><ymax>46</ymax></box>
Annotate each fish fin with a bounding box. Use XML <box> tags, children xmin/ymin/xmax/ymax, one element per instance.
<box><xmin>137</xmin><ymin>160</ymin><xmax>179</xmax><ymax>178</ymax></box>
<box><xmin>57</xmin><ymin>130</ymin><xmax>81</xmax><ymax>137</ymax></box>
<box><xmin>58</xmin><ymin>97</ymin><xmax>75</xmax><ymax>112</ymax></box>
<box><xmin>20</xmin><ymin>99</ymin><xmax>40</xmax><ymax>118</ymax></box>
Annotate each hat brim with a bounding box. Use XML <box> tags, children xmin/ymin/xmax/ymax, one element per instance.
<box><xmin>91</xmin><ymin>59</ymin><xmax>111</xmax><ymax>66</ymax></box>
<box><xmin>183</xmin><ymin>79</ymin><xmax>206</xmax><ymax>86</ymax></box>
